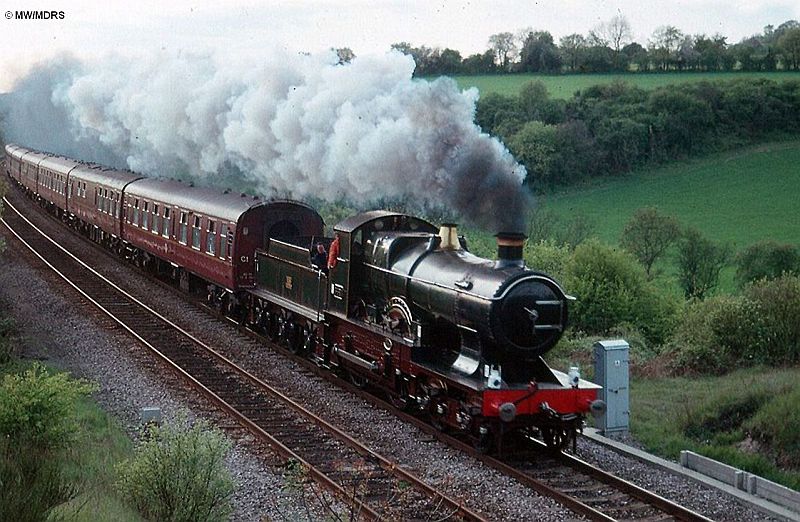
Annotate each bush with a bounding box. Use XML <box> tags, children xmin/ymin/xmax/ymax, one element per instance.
<box><xmin>668</xmin><ymin>275</ymin><xmax>800</xmax><ymax>373</ymax></box>
<box><xmin>524</xmin><ymin>239</ymin><xmax>571</xmax><ymax>283</ymax></box>
<box><xmin>744</xmin><ymin>275</ymin><xmax>800</xmax><ymax>363</ymax></box>
<box><xmin>116</xmin><ymin>416</ymin><xmax>234</xmax><ymax>522</ymax></box>
<box><xmin>564</xmin><ymin>240</ymin><xmax>676</xmax><ymax>345</ymax></box>
<box><xmin>0</xmin><ymin>363</ymin><xmax>95</xmax><ymax>448</ymax></box>
<box><xmin>0</xmin><ymin>364</ymin><xmax>94</xmax><ymax>521</ymax></box>
<box><xmin>735</xmin><ymin>240</ymin><xmax>800</xmax><ymax>287</ymax></box>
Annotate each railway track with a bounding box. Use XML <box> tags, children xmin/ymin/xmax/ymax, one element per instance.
<box><xmin>1</xmin><ymin>195</ymin><xmax>485</xmax><ymax>522</ymax></box>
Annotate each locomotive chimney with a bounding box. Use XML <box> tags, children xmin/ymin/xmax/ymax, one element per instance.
<box><xmin>438</xmin><ymin>223</ymin><xmax>461</xmax><ymax>250</ymax></box>
<box><xmin>495</xmin><ymin>232</ymin><xmax>526</xmax><ymax>269</ymax></box>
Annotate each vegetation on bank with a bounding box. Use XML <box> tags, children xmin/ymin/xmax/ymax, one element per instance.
<box><xmin>0</xmin><ymin>360</ymin><xmax>136</xmax><ymax>521</ymax></box>
<box><xmin>632</xmin><ymin>368</ymin><xmax>800</xmax><ymax>490</ymax></box>
<box><xmin>475</xmin><ymin>77</ymin><xmax>800</xmax><ymax>192</ymax></box>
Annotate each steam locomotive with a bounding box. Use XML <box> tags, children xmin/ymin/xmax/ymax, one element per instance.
<box><xmin>5</xmin><ymin>143</ymin><xmax>603</xmax><ymax>453</ymax></box>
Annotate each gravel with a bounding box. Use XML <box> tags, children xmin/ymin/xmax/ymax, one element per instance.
<box><xmin>1</xmin><ymin>189</ymin><xmax>784</xmax><ymax>521</ymax></box>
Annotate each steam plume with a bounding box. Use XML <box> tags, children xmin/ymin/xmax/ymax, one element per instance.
<box><xmin>3</xmin><ymin>50</ymin><xmax>529</xmax><ymax>232</ymax></box>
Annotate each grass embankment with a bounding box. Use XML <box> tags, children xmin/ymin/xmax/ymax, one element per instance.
<box><xmin>633</xmin><ymin>367</ymin><xmax>800</xmax><ymax>490</ymax></box>
<box><xmin>454</xmin><ymin>71</ymin><xmax>800</xmax><ymax>98</ymax></box>
<box><xmin>0</xmin><ymin>360</ymin><xmax>142</xmax><ymax>521</ymax></box>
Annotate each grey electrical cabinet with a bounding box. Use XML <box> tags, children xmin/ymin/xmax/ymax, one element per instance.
<box><xmin>594</xmin><ymin>340</ymin><xmax>630</xmax><ymax>434</ymax></box>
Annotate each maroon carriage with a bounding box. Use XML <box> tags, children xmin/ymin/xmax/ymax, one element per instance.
<box><xmin>4</xmin><ymin>144</ymin><xmax>26</xmax><ymax>183</ymax></box>
<box><xmin>38</xmin><ymin>155</ymin><xmax>80</xmax><ymax>218</ymax></box>
<box><xmin>67</xmin><ymin>163</ymin><xmax>143</xmax><ymax>245</ymax></box>
<box><xmin>122</xmin><ymin>178</ymin><xmax>324</xmax><ymax>295</ymax></box>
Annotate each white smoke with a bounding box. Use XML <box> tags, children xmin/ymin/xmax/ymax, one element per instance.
<box><xmin>4</xmin><ymin>50</ymin><xmax>529</xmax><ymax>231</ymax></box>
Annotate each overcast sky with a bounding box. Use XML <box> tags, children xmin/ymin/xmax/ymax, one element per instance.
<box><xmin>1</xmin><ymin>0</ymin><xmax>798</xmax><ymax>92</ymax></box>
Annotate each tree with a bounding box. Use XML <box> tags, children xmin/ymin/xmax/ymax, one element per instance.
<box><xmin>517</xmin><ymin>30</ymin><xmax>562</xmax><ymax>72</ymax></box>
<box><xmin>649</xmin><ymin>25</ymin><xmax>684</xmax><ymax>70</ymax></box>
<box><xmin>694</xmin><ymin>34</ymin><xmax>728</xmax><ymax>70</ymax></box>
<box><xmin>462</xmin><ymin>50</ymin><xmax>496</xmax><ymax>73</ymax></box>
<box><xmin>390</xmin><ymin>42</ymin><xmax>413</xmax><ymax>55</ymax></box>
<box><xmin>677</xmin><ymin>227</ymin><xmax>730</xmax><ymax>299</ymax></box>
<box><xmin>591</xmin><ymin>14</ymin><xmax>633</xmax><ymax>70</ymax></box>
<box><xmin>620</xmin><ymin>207</ymin><xmax>680</xmax><ymax>278</ymax></box>
<box><xmin>518</xmin><ymin>80</ymin><xmax>565</xmax><ymax>124</ymax></box>
<box><xmin>777</xmin><ymin>28</ymin><xmax>800</xmax><ymax>70</ymax></box>
<box><xmin>438</xmin><ymin>48</ymin><xmax>463</xmax><ymax>73</ymax></box>
<box><xmin>622</xmin><ymin>42</ymin><xmax>649</xmax><ymax>71</ymax></box>
<box><xmin>488</xmin><ymin>32</ymin><xmax>517</xmax><ymax>69</ymax></box>
<box><xmin>560</xmin><ymin>33</ymin><xmax>587</xmax><ymax>72</ymax></box>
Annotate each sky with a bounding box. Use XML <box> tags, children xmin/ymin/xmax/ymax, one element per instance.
<box><xmin>0</xmin><ymin>0</ymin><xmax>798</xmax><ymax>92</ymax></box>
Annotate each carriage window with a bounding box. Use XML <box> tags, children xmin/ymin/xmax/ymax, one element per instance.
<box><xmin>132</xmin><ymin>199</ymin><xmax>140</xmax><ymax>225</ymax></box>
<box><xmin>206</xmin><ymin>220</ymin><xmax>216</xmax><ymax>255</ymax></box>
<box><xmin>111</xmin><ymin>192</ymin><xmax>117</xmax><ymax>217</ymax></box>
<box><xmin>162</xmin><ymin>208</ymin><xmax>171</xmax><ymax>238</ymax></box>
<box><xmin>179</xmin><ymin>212</ymin><xmax>188</xmax><ymax>244</ymax></box>
<box><xmin>95</xmin><ymin>188</ymin><xmax>101</xmax><ymax>210</ymax></box>
<box><xmin>104</xmin><ymin>189</ymin><xmax>111</xmax><ymax>213</ymax></box>
<box><xmin>191</xmin><ymin>216</ymin><xmax>201</xmax><ymax>250</ymax></box>
<box><xmin>151</xmin><ymin>204</ymin><xmax>160</xmax><ymax>233</ymax></box>
<box><xmin>219</xmin><ymin>226</ymin><xmax>228</xmax><ymax>260</ymax></box>
<box><xmin>142</xmin><ymin>201</ymin><xmax>149</xmax><ymax>229</ymax></box>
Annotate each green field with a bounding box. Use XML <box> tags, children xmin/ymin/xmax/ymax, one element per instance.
<box><xmin>452</xmin><ymin>71</ymin><xmax>800</xmax><ymax>98</ymax></box>
<box><xmin>542</xmin><ymin>141</ymin><xmax>800</xmax><ymax>250</ymax></box>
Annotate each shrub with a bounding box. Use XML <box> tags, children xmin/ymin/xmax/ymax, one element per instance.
<box><xmin>0</xmin><ymin>363</ymin><xmax>95</xmax><ymax>448</ymax></box>
<box><xmin>116</xmin><ymin>416</ymin><xmax>234</xmax><ymax>522</ymax></box>
<box><xmin>564</xmin><ymin>240</ymin><xmax>676</xmax><ymax>345</ymax></box>
<box><xmin>668</xmin><ymin>275</ymin><xmax>800</xmax><ymax>373</ymax></box>
<box><xmin>0</xmin><ymin>364</ymin><xmax>93</xmax><ymax>521</ymax></box>
<box><xmin>735</xmin><ymin>240</ymin><xmax>800</xmax><ymax>287</ymax></box>
<box><xmin>744</xmin><ymin>275</ymin><xmax>800</xmax><ymax>363</ymax></box>
<box><xmin>524</xmin><ymin>239</ymin><xmax>571</xmax><ymax>283</ymax></box>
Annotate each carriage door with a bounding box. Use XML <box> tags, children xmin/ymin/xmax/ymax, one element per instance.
<box><xmin>328</xmin><ymin>231</ymin><xmax>350</xmax><ymax>316</ymax></box>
